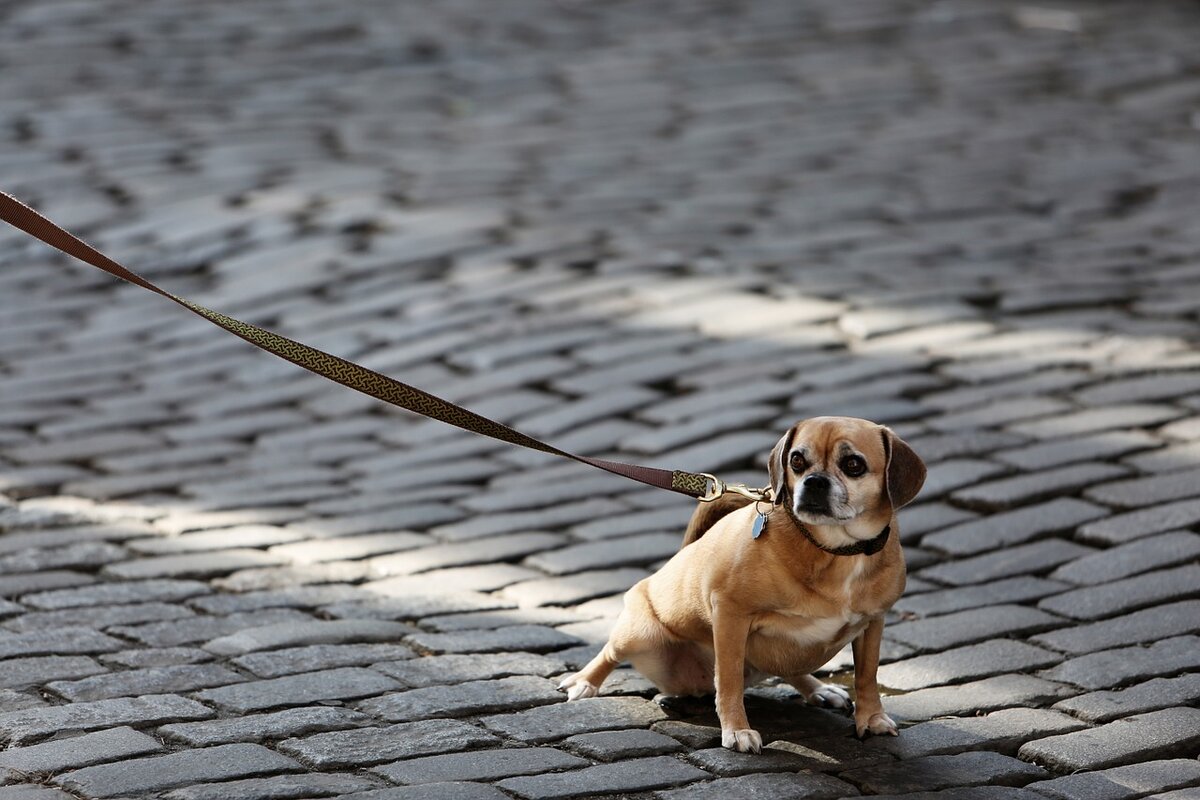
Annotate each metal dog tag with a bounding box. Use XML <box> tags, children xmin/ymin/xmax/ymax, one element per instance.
<box><xmin>751</xmin><ymin>512</ymin><xmax>767</xmax><ymax>539</ymax></box>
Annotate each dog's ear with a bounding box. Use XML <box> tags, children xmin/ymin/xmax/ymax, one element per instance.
<box><xmin>767</xmin><ymin>426</ymin><xmax>795</xmax><ymax>506</ymax></box>
<box><xmin>881</xmin><ymin>427</ymin><xmax>926</xmax><ymax>510</ymax></box>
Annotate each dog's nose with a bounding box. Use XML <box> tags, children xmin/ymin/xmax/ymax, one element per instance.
<box><xmin>803</xmin><ymin>474</ymin><xmax>831</xmax><ymax>492</ymax></box>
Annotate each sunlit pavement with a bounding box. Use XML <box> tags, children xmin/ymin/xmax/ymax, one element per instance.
<box><xmin>2</xmin><ymin>1</ymin><xmax>1200</xmax><ymax>798</ymax></box>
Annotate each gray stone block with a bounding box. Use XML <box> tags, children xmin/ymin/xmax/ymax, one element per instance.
<box><xmin>1038</xmin><ymin>564</ymin><xmax>1200</xmax><ymax>620</ymax></box>
<box><xmin>865</xmin><ymin>708</ymin><xmax>1087</xmax><ymax>759</ymax></box>
<box><xmin>481</xmin><ymin>697</ymin><xmax>667</xmax><ymax>743</ymax></box>
<box><xmin>1052</xmin><ymin>674</ymin><xmax>1200</xmax><ymax>723</ymax></box>
<box><xmin>1048</xmin><ymin>531</ymin><xmax>1200</xmax><ymax>585</ymax></box>
<box><xmin>55</xmin><ymin>742</ymin><xmax>301</xmax><ymax>798</ymax></box>
<box><xmin>405</xmin><ymin>624</ymin><xmax>582</xmax><ymax>655</ymax></box>
<box><xmin>1018</xmin><ymin>708</ymin><xmax>1200</xmax><ymax>771</ymax></box>
<box><xmin>21</xmin><ymin>578</ymin><xmax>209</xmax><ymax>609</ymax></box>
<box><xmin>0</xmin><ymin>694</ymin><xmax>214</xmax><ymax>746</ymax></box>
<box><xmin>160</xmin><ymin>706</ymin><xmax>372</xmax><ymax>746</ymax></box>
<box><xmin>1029</xmin><ymin>600</ymin><xmax>1200</xmax><ymax>654</ymax></box>
<box><xmin>0</xmin><ymin>656</ymin><xmax>106</xmax><ymax>690</ymax></box>
<box><xmin>1024</xmin><ymin>759</ymin><xmax>1200</xmax><ymax>800</ymax></box>
<box><xmin>0</xmin><ymin>726</ymin><xmax>163</xmax><ymax>777</ymax></box>
<box><xmin>374</xmin><ymin>652</ymin><xmax>566</xmax><ymax>688</ymax></box>
<box><xmin>278</xmin><ymin>719</ymin><xmax>498</xmax><ymax>768</ymax></box>
<box><xmin>878</xmin><ymin>640</ymin><xmax>1062</xmax><ymax>691</ymax></box>
<box><xmin>841</xmin><ymin>751</ymin><xmax>1046</xmax><ymax>795</ymax></box>
<box><xmin>232</xmin><ymin>642</ymin><xmax>415</xmax><ymax>678</ymax></box>
<box><xmin>896</xmin><ymin>577</ymin><xmax>1069</xmax><ymax>618</ymax></box>
<box><xmin>886</xmin><ymin>605</ymin><xmax>1064</xmax><ymax>652</ymax></box>
<box><xmin>921</xmin><ymin>496</ymin><xmax>1108</xmax><ymax>554</ymax></box>
<box><xmin>950</xmin><ymin>465</ymin><xmax>1126</xmax><ymax>511</ymax></box>
<box><xmin>46</xmin><ymin>663</ymin><xmax>244</xmax><ymax>702</ymax></box>
<box><xmin>1040</xmin><ymin>636</ymin><xmax>1200</xmax><ymax>690</ymax></box>
<box><xmin>193</xmin><ymin>667</ymin><xmax>400</xmax><ymax>713</ymax></box>
<box><xmin>1077</xmin><ymin>498</ymin><xmax>1200</xmax><ymax>545</ymax></box>
<box><xmin>163</xmin><ymin>773</ymin><xmax>380</xmax><ymax>800</ymax></box>
<box><xmin>654</xmin><ymin>771</ymin><xmax>857</xmax><ymax>799</ymax></box>
<box><xmin>358</xmin><ymin>675</ymin><xmax>564</xmax><ymax>721</ymax></box>
<box><xmin>0</xmin><ymin>627</ymin><xmax>124</xmax><ymax>660</ymax></box>
<box><xmin>373</xmin><ymin>746</ymin><xmax>588</xmax><ymax>784</ymax></box>
<box><xmin>995</xmin><ymin>430</ymin><xmax>1160</xmax><ymax>471</ymax></box>
<box><xmin>919</xmin><ymin>540</ymin><xmax>1097</xmax><ymax>586</ymax></box>
<box><xmin>562</xmin><ymin>729</ymin><xmax>684</xmax><ymax>760</ymax></box>
<box><xmin>203</xmin><ymin>619</ymin><xmax>413</xmax><ymax>655</ymax></box>
<box><xmin>884</xmin><ymin>675</ymin><xmax>1075</xmax><ymax>722</ymax></box>
<box><xmin>497</xmin><ymin>755</ymin><xmax>709</xmax><ymax>799</ymax></box>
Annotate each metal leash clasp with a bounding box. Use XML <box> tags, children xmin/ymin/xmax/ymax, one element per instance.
<box><xmin>698</xmin><ymin>473</ymin><xmax>770</xmax><ymax>503</ymax></box>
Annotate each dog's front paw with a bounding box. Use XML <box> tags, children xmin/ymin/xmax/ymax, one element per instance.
<box><xmin>803</xmin><ymin>682</ymin><xmax>851</xmax><ymax>710</ymax></box>
<box><xmin>855</xmin><ymin>710</ymin><xmax>898</xmax><ymax>738</ymax></box>
<box><xmin>721</xmin><ymin>728</ymin><xmax>763</xmax><ymax>753</ymax></box>
<box><xmin>557</xmin><ymin>673</ymin><xmax>598</xmax><ymax>701</ymax></box>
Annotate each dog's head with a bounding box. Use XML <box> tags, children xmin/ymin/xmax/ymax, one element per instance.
<box><xmin>767</xmin><ymin>416</ymin><xmax>926</xmax><ymax>529</ymax></box>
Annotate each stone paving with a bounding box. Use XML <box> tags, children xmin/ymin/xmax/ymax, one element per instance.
<box><xmin>1</xmin><ymin>0</ymin><xmax>1199</xmax><ymax>797</ymax></box>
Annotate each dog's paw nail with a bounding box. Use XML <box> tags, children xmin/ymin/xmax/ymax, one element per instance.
<box><xmin>721</xmin><ymin>728</ymin><xmax>762</xmax><ymax>753</ymax></box>
<box><xmin>856</xmin><ymin>712</ymin><xmax>898</xmax><ymax>738</ymax></box>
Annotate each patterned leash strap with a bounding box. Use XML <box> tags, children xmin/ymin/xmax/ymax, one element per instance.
<box><xmin>0</xmin><ymin>191</ymin><xmax>725</xmax><ymax>500</ymax></box>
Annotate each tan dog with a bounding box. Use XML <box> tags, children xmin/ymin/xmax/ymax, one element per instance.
<box><xmin>558</xmin><ymin>416</ymin><xmax>926</xmax><ymax>751</ymax></box>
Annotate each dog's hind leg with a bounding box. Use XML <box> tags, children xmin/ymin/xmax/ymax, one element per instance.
<box><xmin>558</xmin><ymin>582</ymin><xmax>664</xmax><ymax>701</ymax></box>
<box><xmin>559</xmin><ymin>640</ymin><xmax>623</xmax><ymax>701</ymax></box>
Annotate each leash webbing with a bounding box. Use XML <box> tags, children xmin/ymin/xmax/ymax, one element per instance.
<box><xmin>0</xmin><ymin>192</ymin><xmax>718</xmax><ymax>499</ymax></box>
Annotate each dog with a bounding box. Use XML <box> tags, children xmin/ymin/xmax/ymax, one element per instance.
<box><xmin>558</xmin><ymin>416</ymin><xmax>926</xmax><ymax>752</ymax></box>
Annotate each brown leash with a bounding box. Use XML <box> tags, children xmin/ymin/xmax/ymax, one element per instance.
<box><xmin>0</xmin><ymin>191</ymin><xmax>768</xmax><ymax>503</ymax></box>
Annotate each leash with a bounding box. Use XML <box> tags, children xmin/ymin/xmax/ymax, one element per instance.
<box><xmin>0</xmin><ymin>191</ymin><xmax>767</xmax><ymax>504</ymax></box>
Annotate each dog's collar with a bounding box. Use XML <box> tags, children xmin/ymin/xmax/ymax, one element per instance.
<box><xmin>797</xmin><ymin>521</ymin><xmax>891</xmax><ymax>556</ymax></box>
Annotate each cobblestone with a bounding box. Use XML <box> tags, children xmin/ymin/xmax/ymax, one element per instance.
<box><xmin>867</xmin><ymin>708</ymin><xmax>1086</xmax><ymax>760</ymax></box>
<box><xmin>373</xmin><ymin>746</ymin><xmax>589</xmax><ymax>785</ymax></box>
<box><xmin>0</xmin><ymin>726</ymin><xmax>163</xmax><ymax>780</ymax></box>
<box><xmin>194</xmin><ymin>666</ymin><xmax>400</xmax><ymax>713</ymax></box>
<box><xmin>1052</xmin><ymin>674</ymin><xmax>1200</xmax><ymax>723</ymax></box>
<box><xmin>884</xmin><ymin>675</ymin><xmax>1075</xmax><ymax>722</ymax></box>
<box><xmin>497</xmin><ymin>755</ymin><xmax>710</xmax><ymax>799</ymax></box>
<box><xmin>1023</xmin><ymin>759</ymin><xmax>1200</xmax><ymax>800</ymax></box>
<box><xmin>278</xmin><ymin>719</ymin><xmax>498</xmax><ymax>768</ymax></box>
<box><xmin>163</xmin><ymin>773</ymin><xmax>380</xmax><ymax>800</ymax></box>
<box><xmin>159</xmin><ymin>706</ymin><xmax>373</xmax><ymax>746</ymax></box>
<box><xmin>878</xmin><ymin>640</ymin><xmax>1062</xmax><ymax>691</ymax></box>
<box><xmin>1039</xmin><ymin>636</ymin><xmax>1200</xmax><ymax>691</ymax></box>
<box><xmin>0</xmin><ymin>694</ymin><xmax>214</xmax><ymax>746</ymax></box>
<box><xmin>1037</xmin><ymin>564</ymin><xmax>1200</xmax><ymax>620</ymax></box>
<box><xmin>842</xmin><ymin>751</ymin><xmax>1046</xmax><ymax>795</ymax></box>
<box><xmin>1018</xmin><ymin>708</ymin><xmax>1200</xmax><ymax>772</ymax></box>
<box><xmin>481</xmin><ymin>697</ymin><xmax>668</xmax><ymax>743</ymax></box>
<box><xmin>1029</xmin><ymin>600</ymin><xmax>1200</xmax><ymax>654</ymax></box>
<box><xmin>54</xmin><ymin>742</ymin><xmax>300</xmax><ymax>798</ymax></box>
<box><xmin>358</xmin><ymin>676</ymin><xmax>563</xmax><ymax>721</ymax></box>
<box><xmin>654</xmin><ymin>771</ymin><xmax>857</xmax><ymax>800</ymax></box>
<box><xmin>46</xmin><ymin>663</ymin><xmax>243</xmax><ymax>702</ymax></box>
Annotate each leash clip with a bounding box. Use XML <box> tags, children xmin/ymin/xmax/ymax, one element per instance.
<box><xmin>698</xmin><ymin>473</ymin><xmax>770</xmax><ymax>503</ymax></box>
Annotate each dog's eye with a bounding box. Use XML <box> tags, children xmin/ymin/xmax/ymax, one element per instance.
<box><xmin>789</xmin><ymin>451</ymin><xmax>807</xmax><ymax>471</ymax></box>
<box><xmin>840</xmin><ymin>455</ymin><xmax>867</xmax><ymax>477</ymax></box>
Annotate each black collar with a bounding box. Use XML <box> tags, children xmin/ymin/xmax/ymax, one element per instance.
<box><xmin>797</xmin><ymin>522</ymin><xmax>891</xmax><ymax>556</ymax></box>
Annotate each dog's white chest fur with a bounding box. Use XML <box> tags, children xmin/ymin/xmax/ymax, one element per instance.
<box><xmin>756</xmin><ymin>609</ymin><xmax>865</xmax><ymax>649</ymax></box>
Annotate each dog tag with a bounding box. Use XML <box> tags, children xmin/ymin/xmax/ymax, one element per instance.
<box><xmin>751</xmin><ymin>513</ymin><xmax>767</xmax><ymax>539</ymax></box>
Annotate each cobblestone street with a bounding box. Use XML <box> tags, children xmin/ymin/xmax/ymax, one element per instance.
<box><xmin>3</xmin><ymin>0</ymin><xmax>1200</xmax><ymax>797</ymax></box>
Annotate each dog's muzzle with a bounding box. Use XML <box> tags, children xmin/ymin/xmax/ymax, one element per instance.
<box><xmin>797</xmin><ymin>473</ymin><xmax>833</xmax><ymax>514</ymax></box>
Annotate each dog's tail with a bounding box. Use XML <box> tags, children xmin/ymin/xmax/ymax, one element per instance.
<box><xmin>680</xmin><ymin>491</ymin><xmax>754</xmax><ymax>548</ymax></box>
